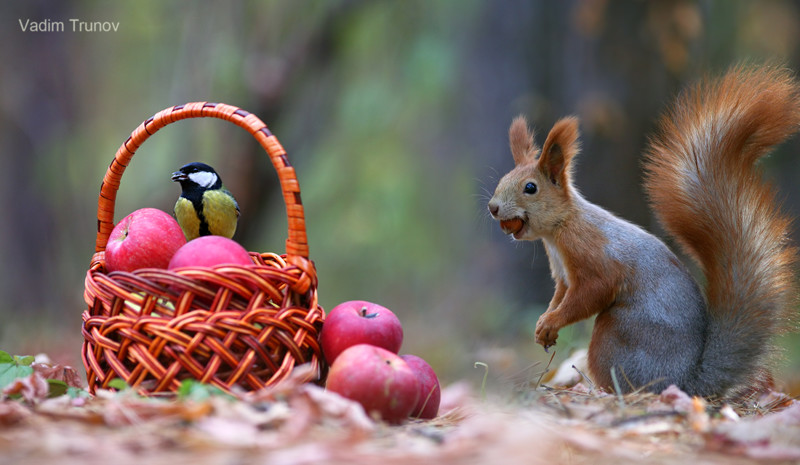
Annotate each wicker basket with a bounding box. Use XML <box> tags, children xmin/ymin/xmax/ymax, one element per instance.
<box><xmin>81</xmin><ymin>102</ymin><xmax>325</xmax><ymax>395</ymax></box>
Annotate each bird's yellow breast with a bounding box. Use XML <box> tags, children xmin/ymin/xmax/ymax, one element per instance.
<box><xmin>174</xmin><ymin>188</ymin><xmax>238</xmax><ymax>241</ymax></box>
<box><xmin>202</xmin><ymin>189</ymin><xmax>239</xmax><ymax>238</ymax></box>
<box><xmin>174</xmin><ymin>197</ymin><xmax>201</xmax><ymax>241</ymax></box>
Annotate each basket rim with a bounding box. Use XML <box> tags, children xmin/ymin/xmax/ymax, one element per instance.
<box><xmin>94</xmin><ymin>102</ymin><xmax>311</xmax><ymax>269</ymax></box>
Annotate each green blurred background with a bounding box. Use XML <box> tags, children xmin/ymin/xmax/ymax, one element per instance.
<box><xmin>2</xmin><ymin>0</ymin><xmax>800</xmax><ymax>394</ymax></box>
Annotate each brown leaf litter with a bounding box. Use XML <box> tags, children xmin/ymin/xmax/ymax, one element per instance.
<box><xmin>0</xmin><ymin>359</ymin><xmax>799</xmax><ymax>465</ymax></box>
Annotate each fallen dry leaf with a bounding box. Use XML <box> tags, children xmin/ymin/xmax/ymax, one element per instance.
<box><xmin>0</xmin><ymin>400</ymin><xmax>30</xmax><ymax>426</ymax></box>
<box><xmin>98</xmin><ymin>394</ymin><xmax>214</xmax><ymax>427</ymax></box>
<box><xmin>658</xmin><ymin>384</ymin><xmax>695</xmax><ymax>413</ymax></box>
<box><xmin>3</xmin><ymin>372</ymin><xmax>50</xmax><ymax>404</ymax></box>
<box><xmin>31</xmin><ymin>362</ymin><xmax>83</xmax><ymax>389</ymax></box>
<box><xmin>707</xmin><ymin>402</ymin><xmax>800</xmax><ymax>460</ymax></box>
<box><xmin>547</xmin><ymin>348</ymin><xmax>588</xmax><ymax>388</ymax></box>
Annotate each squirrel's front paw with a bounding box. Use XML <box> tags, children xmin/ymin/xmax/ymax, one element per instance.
<box><xmin>535</xmin><ymin>313</ymin><xmax>559</xmax><ymax>351</ymax></box>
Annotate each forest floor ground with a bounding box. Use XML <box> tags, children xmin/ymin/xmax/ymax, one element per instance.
<box><xmin>2</xmin><ymin>355</ymin><xmax>800</xmax><ymax>465</ymax></box>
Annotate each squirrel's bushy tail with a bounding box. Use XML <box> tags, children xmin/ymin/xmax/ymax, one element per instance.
<box><xmin>644</xmin><ymin>65</ymin><xmax>800</xmax><ymax>396</ymax></box>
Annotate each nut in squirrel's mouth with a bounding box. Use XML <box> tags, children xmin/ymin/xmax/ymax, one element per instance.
<box><xmin>499</xmin><ymin>218</ymin><xmax>525</xmax><ymax>238</ymax></box>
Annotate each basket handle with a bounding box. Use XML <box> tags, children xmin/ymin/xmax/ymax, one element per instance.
<box><xmin>95</xmin><ymin>102</ymin><xmax>310</xmax><ymax>265</ymax></box>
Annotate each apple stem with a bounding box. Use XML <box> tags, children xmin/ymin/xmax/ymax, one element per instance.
<box><xmin>360</xmin><ymin>306</ymin><xmax>379</xmax><ymax>319</ymax></box>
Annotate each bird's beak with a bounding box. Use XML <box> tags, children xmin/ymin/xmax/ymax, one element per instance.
<box><xmin>171</xmin><ymin>171</ymin><xmax>187</xmax><ymax>182</ymax></box>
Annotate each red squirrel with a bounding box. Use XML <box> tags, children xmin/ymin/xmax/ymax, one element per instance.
<box><xmin>488</xmin><ymin>65</ymin><xmax>800</xmax><ymax>397</ymax></box>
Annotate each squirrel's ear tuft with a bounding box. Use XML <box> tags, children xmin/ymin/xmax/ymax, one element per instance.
<box><xmin>509</xmin><ymin>115</ymin><xmax>540</xmax><ymax>165</ymax></box>
<box><xmin>539</xmin><ymin>116</ymin><xmax>581</xmax><ymax>187</ymax></box>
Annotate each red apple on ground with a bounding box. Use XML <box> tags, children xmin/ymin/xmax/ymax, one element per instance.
<box><xmin>167</xmin><ymin>235</ymin><xmax>253</xmax><ymax>269</ymax></box>
<box><xmin>401</xmin><ymin>354</ymin><xmax>441</xmax><ymax>419</ymax></box>
<box><xmin>326</xmin><ymin>344</ymin><xmax>421</xmax><ymax>424</ymax></box>
<box><xmin>320</xmin><ymin>300</ymin><xmax>403</xmax><ymax>364</ymax></box>
<box><xmin>106</xmin><ymin>208</ymin><xmax>187</xmax><ymax>272</ymax></box>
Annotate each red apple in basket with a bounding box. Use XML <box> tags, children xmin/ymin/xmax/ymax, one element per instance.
<box><xmin>320</xmin><ymin>300</ymin><xmax>403</xmax><ymax>364</ymax></box>
<box><xmin>167</xmin><ymin>235</ymin><xmax>253</xmax><ymax>269</ymax></box>
<box><xmin>326</xmin><ymin>344</ymin><xmax>421</xmax><ymax>424</ymax></box>
<box><xmin>106</xmin><ymin>208</ymin><xmax>187</xmax><ymax>272</ymax></box>
<box><xmin>401</xmin><ymin>354</ymin><xmax>441</xmax><ymax>419</ymax></box>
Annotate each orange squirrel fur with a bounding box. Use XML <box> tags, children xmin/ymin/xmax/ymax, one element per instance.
<box><xmin>488</xmin><ymin>65</ymin><xmax>800</xmax><ymax>397</ymax></box>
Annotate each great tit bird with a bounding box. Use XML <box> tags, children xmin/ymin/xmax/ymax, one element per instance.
<box><xmin>171</xmin><ymin>162</ymin><xmax>240</xmax><ymax>241</ymax></box>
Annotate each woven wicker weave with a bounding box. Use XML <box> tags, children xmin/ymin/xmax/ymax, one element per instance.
<box><xmin>81</xmin><ymin>102</ymin><xmax>325</xmax><ymax>395</ymax></box>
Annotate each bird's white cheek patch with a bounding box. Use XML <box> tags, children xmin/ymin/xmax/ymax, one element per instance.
<box><xmin>188</xmin><ymin>171</ymin><xmax>218</xmax><ymax>188</ymax></box>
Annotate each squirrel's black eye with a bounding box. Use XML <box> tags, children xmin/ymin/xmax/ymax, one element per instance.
<box><xmin>524</xmin><ymin>182</ymin><xmax>538</xmax><ymax>195</ymax></box>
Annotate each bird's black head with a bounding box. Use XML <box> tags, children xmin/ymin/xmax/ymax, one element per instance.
<box><xmin>171</xmin><ymin>162</ymin><xmax>223</xmax><ymax>190</ymax></box>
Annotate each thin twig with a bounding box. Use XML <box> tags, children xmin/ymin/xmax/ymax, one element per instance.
<box><xmin>610</xmin><ymin>367</ymin><xmax>626</xmax><ymax>409</ymax></box>
<box><xmin>474</xmin><ymin>362</ymin><xmax>489</xmax><ymax>401</ymax></box>
<box><xmin>534</xmin><ymin>350</ymin><xmax>558</xmax><ymax>389</ymax></box>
